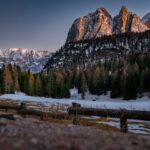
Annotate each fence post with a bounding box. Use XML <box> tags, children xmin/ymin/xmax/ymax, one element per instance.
<box><xmin>120</xmin><ymin>112</ymin><xmax>128</xmax><ymax>133</ymax></box>
<box><xmin>72</xmin><ymin>103</ymin><xmax>81</xmax><ymax>125</ymax></box>
<box><xmin>17</xmin><ymin>102</ymin><xmax>27</xmax><ymax>118</ymax></box>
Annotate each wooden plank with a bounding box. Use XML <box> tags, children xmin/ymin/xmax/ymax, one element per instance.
<box><xmin>18</xmin><ymin>109</ymin><xmax>67</xmax><ymax>120</ymax></box>
<box><xmin>0</xmin><ymin>105</ymin><xmax>19</xmax><ymax>110</ymax></box>
<box><xmin>68</xmin><ymin>107</ymin><xmax>150</xmax><ymax>121</ymax></box>
<box><xmin>0</xmin><ymin>114</ymin><xmax>15</xmax><ymax>120</ymax></box>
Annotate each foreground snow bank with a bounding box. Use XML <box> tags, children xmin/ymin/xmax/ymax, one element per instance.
<box><xmin>0</xmin><ymin>92</ymin><xmax>150</xmax><ymax>111</ymax></box>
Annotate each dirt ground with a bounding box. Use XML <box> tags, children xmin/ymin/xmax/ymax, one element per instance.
<box><xmin>0</xmin><ymin>115</ymin><xmax>150</xmax><ymax>150</ymax></box>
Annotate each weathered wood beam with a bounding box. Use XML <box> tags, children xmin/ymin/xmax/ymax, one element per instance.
<box><xmin>68</xmin><ymin>107</ymin><xmax>150</xmax><ymax>121</ymax></box>
<box><xmin>18</xmin><ymin>109</ymin><xmax>67</xmax><ymax>120</ymax></box>
<box><xmin>0</xmin><ymin>114</ymin><xmax>15</xmax><ymax>120</ymax></box>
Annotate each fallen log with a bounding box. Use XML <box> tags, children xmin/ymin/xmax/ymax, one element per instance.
<box><xmin>0</xmin><ymin>114</ymin><xmax>15</xmax><ymax>120</ymax></box>
<box><xmin>68</xmin><ymin>107</ymin><xmax>150</xmax><ymax>121</ymax></box>
<box><xmin>0</xmin><ymin>101</ymin><xmax>19</xmax><ymax>110</ymax></box>
<box><xmin>0</xmin><ymin>105</ymin><xmax>19</xmax><ymax>112</ymax></box>
<box><xmin>18</xmin><ymin>108</ymin><xmax>67</xmax><ymax>120</ymax></box>
<box><xmin>68</xmin><ymin>106</ymin><xmax>150</xmax><ymax>133</ymax></box>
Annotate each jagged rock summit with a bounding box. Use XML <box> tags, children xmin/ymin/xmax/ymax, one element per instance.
<box><xmin>66</xmin><ymin>7</ymin><xmax>112</xmax><ymax>43</ymax></box>
<box><xmin>113</xmin><ymin>6</ymin><xmax>129</xmax><ymax>34</ymax></box>
<box><xmin>113</xmin><ymin>6</ymin><xmax>148</xmax><ymax>34</ymax></box>
<box><xmin>66</xmin><ymin>6</ymin><xmax>148</xmax><ymax>43</ymax></box>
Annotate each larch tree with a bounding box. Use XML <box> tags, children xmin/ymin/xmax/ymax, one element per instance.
<box><xmin>3</xmin><ymin>64</ymin><xmax>14</xmax><ymax>93</ymax></box>
<box><xmin>28</xmin><ymin>71</ymin><xmax>35</xmax><ymax>96</ymax></box>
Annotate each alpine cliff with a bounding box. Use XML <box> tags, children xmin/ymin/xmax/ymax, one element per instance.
<box><xmin>113</xmin><ymin>6</ymin><xmax>148</xmax><ymax>34</ymax></box>
<box><xmin>66</xmin><ymin>6</ymin><xmax>149</xmax><ymax>43</ymax></box>
<box><xmin>66</xmin><ymin>8</ymin><xmax>112</xmax><ymax>43</ymax></box>
<box><xmin>44</xmin><ymin>6</ymin><xmax>150</xmax><ymax>70</ymax></box>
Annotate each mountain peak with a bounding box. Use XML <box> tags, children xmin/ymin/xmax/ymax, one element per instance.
<box><xmin>96</xmin><ymin>7</ymin><xmax>108</xmax><ymax>14</ymax></box>
<box><xmin>119</xmin><ymin>6</ymin><xmax>128</xmax><ymax>15</ymax></box>
<box><xmin>66</xmin><ymin>7</ymin><xmax>148</xmax><ymax>43</ymax></box>
<box><xmin>66</xmin><ymin>7</ymin><xmax>112</xmax><ymax>43</ymax></box>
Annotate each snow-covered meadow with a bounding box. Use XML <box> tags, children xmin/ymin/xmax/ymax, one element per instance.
<box><xmin>0</xmin><ymin>90</ymin><xmax>150</xmax><ymax>111</ymax></box>
<box><xmin>0</xmin><ymin>90</ymin><xmax>150</xmax><ymax>135</ymax></box>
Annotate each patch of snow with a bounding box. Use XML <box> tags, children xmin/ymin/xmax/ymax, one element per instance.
<box><xmin>96</xmin><ymin>117</ymin><xmax>150</xmax><ymax>135</ymax></box>
<box><xmin>0</xmin><ymin>92</ymin><xmax>150</xmax><ymax>111</ymax></box>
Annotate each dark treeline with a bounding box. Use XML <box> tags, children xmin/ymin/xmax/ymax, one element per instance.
<box><xmin>45</xmin><ymin>30</ymin><xmax>150</xmax><ymax>69</ymax></box>
<box><xmin>1</xmin><ymin>53</ymin><xmax>150</xmax><ymax>100</ymax></box>
<box><xmin>0</xmin><ymin>64</ymin><xmax>70</xmax><ymax>98</ymax></box>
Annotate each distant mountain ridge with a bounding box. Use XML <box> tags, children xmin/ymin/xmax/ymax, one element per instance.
<box><xmin>0</xmin><ymin>48</ymin><xmax>52</xmax><ymax>73</ymax></box>
<box><xmin>66</xmin><ymin>6</ymin><xmax>149</xmax><ymax>43</ymax></box>
<box><xmin>142</xmin><ymin>12</ymin><xmax>150</xmax><ymax>28</ymax></box>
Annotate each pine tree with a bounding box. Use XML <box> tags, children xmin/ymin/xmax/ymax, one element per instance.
<box><xmin>93</xmin><ymin>66</ymin><xmax>106</xmax><ymax>95</ymax></box>
<box><xmin>143</xmin><ymin>68</ymin><xmax>150</xmax><ymax>91</ymax></box>
<box><xmin>81</xmin><ymin>72</ymin><xmax>87</xmax><ymax>99</ymax></box>
<box><xmin>60</xmin><ymin>76</ymin><xmax>70</xmax><ymax>98</ymax></box>
<box><xmin>74</xmin><ymin>67</ymin><xmax>82</xmax><ymax>93</ymax></box>
<box><xmin>46</xmin><ymin>71</ymin><xmax>57</xmax><ymax>98</ymax></box>
<box><xmin>0</xmin><ymin>68</ymin><xmax>4</xmax><ymax>94</ymax></box>
<box><xmin>35</xmin><ymin>75</ymin><xmax>43</xmax><ymax>96</ymax></box>
<box><xmin>111</xmin><ymin>70</ymin><xmax>122</xmax><ymax>98</ymax></box>
<box><xmin>123</xmin><ymin>65</ymin><xmax>137</xmax><ymax>100</ymax></box>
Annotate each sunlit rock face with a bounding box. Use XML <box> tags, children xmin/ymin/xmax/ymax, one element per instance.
<box><xmin>66</xmin><ymin>8</ymin><xmax>112</xmax><ymax>43</ymax></box>
<box><xmin>113</xmin><ymin>6</ymin><xmax>148</xmax><ymax>34</ymax></box>
<box><xmin>66</xmin><ymin>6</ymin><xmax>149</xmax><ymax>43</ymax></box>
<box><xmin>113</xmin><ymin>6</ymin><xmax>129</xmax><ymax>34</ymax></box>
<box><xmin>127</xmin><ymin>14</ymin><xmax>148</xmax><ymax>33</ymax></box>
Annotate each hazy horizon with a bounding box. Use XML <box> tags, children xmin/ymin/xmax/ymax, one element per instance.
<box><xmin>0</xmin><ymin>0</ymin><xmax>149</xmax><ymax>51</ymax></box>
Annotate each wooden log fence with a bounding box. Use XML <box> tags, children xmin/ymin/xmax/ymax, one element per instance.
<box><xmin>0</xmin><ymin>114</ymin><xmax>15</xmax><ymax>120</ymax></box>
<box><xmin>0</xmin><ymin>102</ymin><xmax>67</xmax><ymax>120</ymax></box>
<box><xmin>0</xmin><ymin>101</ymin><xmax>150</xmax><ymax>133</ymax></box>
<box><xmin>68</xmin><ymin>103</ymin><xmax>150</xmax><ymax>133</ymax></box>
<box><xmin>0</xmin><ymin>104</ymin><xmax>20</xmax><ymax>112</ymax></box>
<box><xmin>18</xmin><ymin>108</ymin><xmax>67</xmax><ymax>120</ymax></box>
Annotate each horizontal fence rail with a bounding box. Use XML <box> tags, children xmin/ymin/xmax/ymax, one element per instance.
<box><xmin>0</xmin><ymin>102</ymin><xmax>67</xmax><ymax>120</ymax></box>
<box><xmin>18</xmin><ymin>108</ymin><xmax>67</xmax><ymax>120</ymax></box>
<box><xmin>68</xmin><ymin>107</ymin><xmax>150</xmax><ymax>121</ymax></box>
<box><xmin>68</xmin><ymin>103</ymin><xmax>150</xmax><ymax>133</ymax></box>
<box><xmin>0</xmin><ymin>101</ymin><xmax>149</xmax><ymax>133</ymax></box>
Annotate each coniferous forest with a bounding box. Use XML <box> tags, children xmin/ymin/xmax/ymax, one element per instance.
<box><xmin>1</xmin><ymin>53</ymin><xmax>150</xmax><ymax>100</ymax></box>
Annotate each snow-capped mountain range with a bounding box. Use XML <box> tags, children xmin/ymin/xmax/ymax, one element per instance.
<box><xmin>66</xmin><ymin>6</ymin><xmax>150</xmax><ymax>43</ymax></box>
<box><xmin>0</xmin><ymin>48</ymin><xmax>52</xmax><ymax>73</ymax></box>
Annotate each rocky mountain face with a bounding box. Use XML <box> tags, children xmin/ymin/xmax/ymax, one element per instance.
<box><xmin>0</xmin><ymin>48</ymin><xmax>52</xmax><ymax>73</ymax></box>
<box><xmin>142</xmin><ymin>12</ymin><xmax>150</xmax><ymax>28</ymax></box>
<box><xmin>44</xmin><ymin>6</ymin><xmax>150</xmax><ymax>71</ymax></box>
<box><xmin>113</xmin><ymin>6</ymin><xmax>148</xmax><ymax>34</ymax></box>
<box><xmin>66</xmin><ymin>6</ymin><xmax>149</xmax><ymax>43</ymax></box>
<box><xmin>45</xmin><ymin>30</ymin><xmax>150</xmax><ymax>70</ymax></box>
<box><xmin>66</xmin><ymin>8</ymin><xmax>112</xmax><ymax>43</ymax></box>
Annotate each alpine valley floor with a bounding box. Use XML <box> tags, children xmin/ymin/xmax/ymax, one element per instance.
<box><xmin>0</xmin><ymin>91</ymin><xmax>150</xmax><ymax>135</ymax></box>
